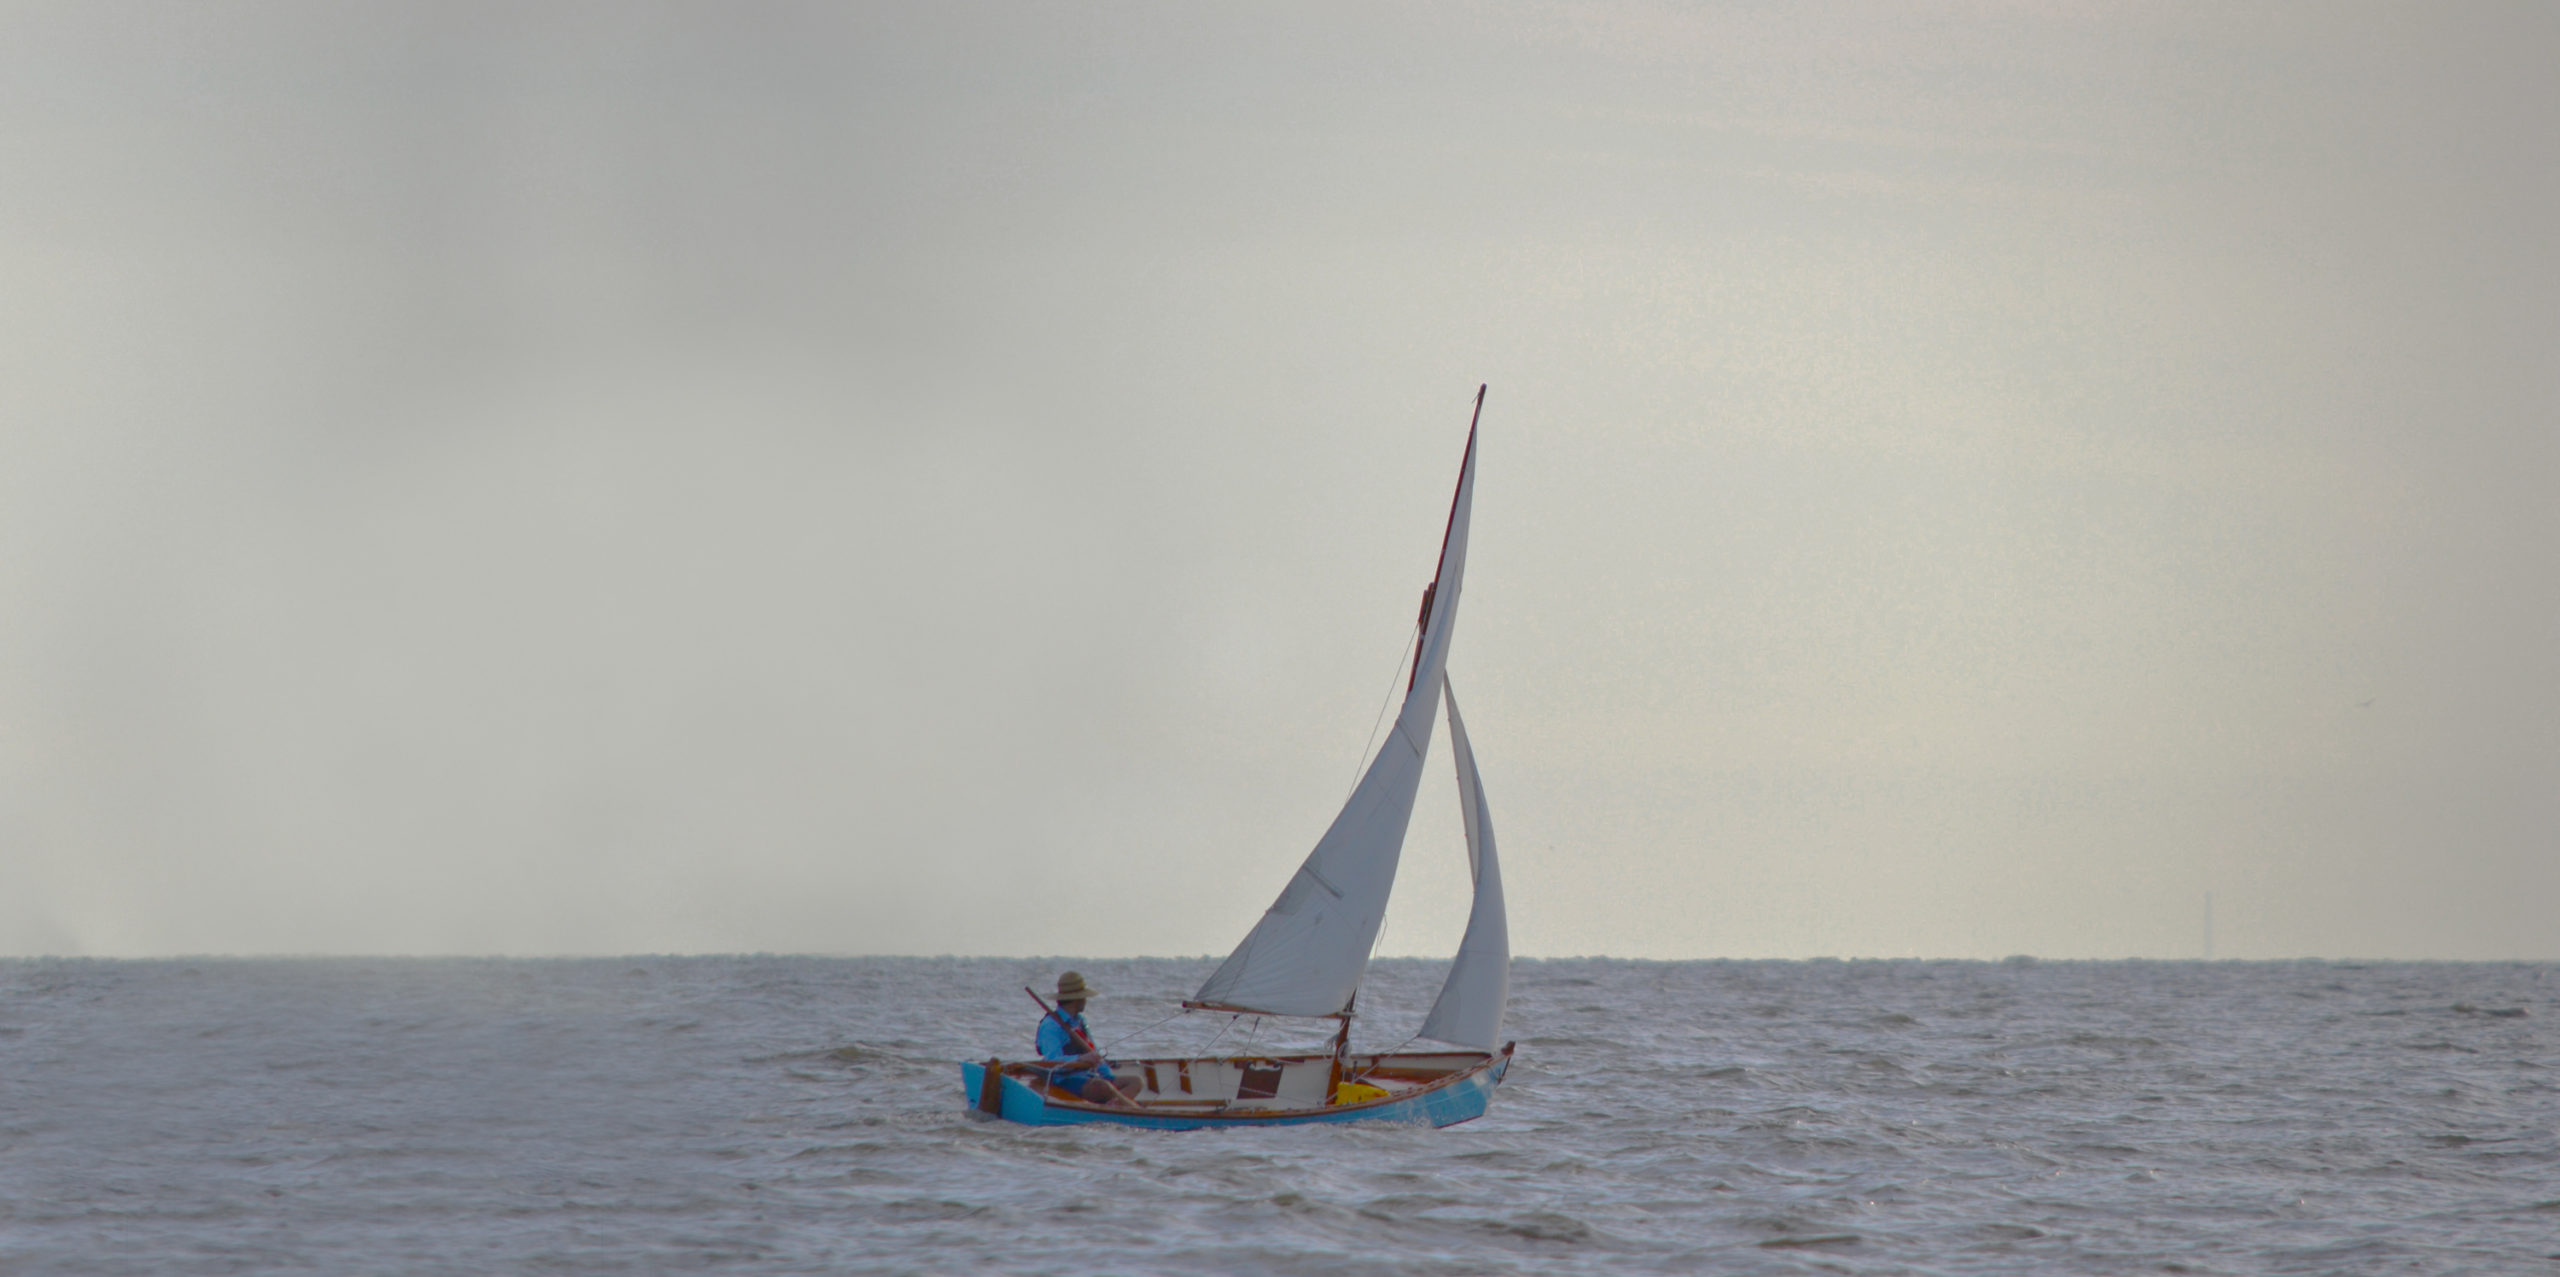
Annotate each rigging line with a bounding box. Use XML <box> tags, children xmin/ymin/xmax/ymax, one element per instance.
<box><xmin>1346</xmin><ymin>622</ymin><xmax>1423</xmax><ymax>801</ymax></box>
<box><xmin>1342</xmin><ymin>1032</ymin><xmax>1425</xmax><ymax>1085</ymax></box>
<box><xmin>1099</xmin><ymin>1009</ymin><xmax>1186</xmax><ymax>1054</ymax></box>
<box><xmin>1199</xmin><ymin>1013</ymin><xmax>1242</xmax><ymax>1055</ymax></box>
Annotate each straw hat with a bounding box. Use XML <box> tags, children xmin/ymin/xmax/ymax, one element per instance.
<box><xmin>1054</xmin><ymin>971</ymin><xmax>1096</xmax><ymax>1002</ymax></box>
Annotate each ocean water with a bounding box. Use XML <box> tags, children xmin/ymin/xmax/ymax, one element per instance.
<box><xmin>1</xmin><ymin>956</ymin><xmax>2552</xmax><ymax>1275</ymax></box>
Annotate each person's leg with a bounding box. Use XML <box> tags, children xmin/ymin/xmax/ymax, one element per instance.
<box><xmin>1080</xmin><ymin>1077</ymin><xmax>1139</xmax><ymax>1108</ymax></box>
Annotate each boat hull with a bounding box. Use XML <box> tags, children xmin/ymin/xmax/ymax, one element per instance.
<box><xmin>959</xmin><ymin>1046</ymin><xmax>1512</xmax><ymax>1130</ymax></box>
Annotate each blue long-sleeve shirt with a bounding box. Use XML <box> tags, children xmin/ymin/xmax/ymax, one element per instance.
<box><xmin>1036</xmin><ymin>1009</ymin><xmax>1112</xmax><ymax>1079</ymax></box>
<box><xmin>1036</xmin><ymin>1009</ymin><xmax>1089</xmax><ymax>1061</ymax></box>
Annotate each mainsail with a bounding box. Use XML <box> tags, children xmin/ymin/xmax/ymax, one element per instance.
<box><xmin>1191</xmin><ymin>410</ymin><xmax>1480</xmax><ymax>1019</ymax></box>
<box><xmin>1416</xmin><ymin>680</ymin><xmax>1509</xmax><ymax>1050</ymax></box>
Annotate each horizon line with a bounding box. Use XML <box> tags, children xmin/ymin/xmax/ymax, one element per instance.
<box><xmin>4</xmin><ymin>952</ymin><xmax>2552</xmax><ymax>965</ymax></box>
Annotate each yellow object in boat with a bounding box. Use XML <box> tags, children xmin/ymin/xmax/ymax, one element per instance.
<box><xmin>1334</xmin><ymin>1081</ymin><xmax>1389</xmax><ymax>1105</ymax></box>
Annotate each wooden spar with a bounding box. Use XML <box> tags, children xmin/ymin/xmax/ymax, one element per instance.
<box><xmin>1410</xmin><ymin>385</ymin><xmax>1484</xmax><ymax>694</ymax></box>
<box><xmin>1181</xmin><ymin>999</ymin><xmax>1352</xmax><ymax>1020</ymax></box>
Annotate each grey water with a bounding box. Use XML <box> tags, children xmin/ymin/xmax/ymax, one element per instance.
<box><xmin>2</xmin><ymin>957</ymin><xmax>2552</xmax><ymax>1275</ymax></box>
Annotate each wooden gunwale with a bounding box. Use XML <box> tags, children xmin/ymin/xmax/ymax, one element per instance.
<box><xmin>1025</xmin><ymin>1045</ymin><xmax>1508</xmax><ymax>1120</ymax></box>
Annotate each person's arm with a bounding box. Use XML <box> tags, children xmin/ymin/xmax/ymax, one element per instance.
<box><xmin>1036</xmin><ymin>1015</ymin><xmax>1100</xmax><ymax>1067</ymax></box>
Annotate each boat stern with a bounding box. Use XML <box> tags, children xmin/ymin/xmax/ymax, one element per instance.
<box><xmin>959</xmin><ymin>1060</ymin><xmax>1056</xmax><ymax>1124</ymax></box>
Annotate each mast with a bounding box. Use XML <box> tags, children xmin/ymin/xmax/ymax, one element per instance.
<box><xmin>1411</xmin><ymin>384</ymin><xmax>1485</xmax><ymax>693</ymax></box>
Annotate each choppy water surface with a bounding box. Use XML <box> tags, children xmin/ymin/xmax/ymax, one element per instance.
<box><xmin>2</xmin><ymin>957</ymin><xmax>2552</xmax><ymax>1274</ymax></box>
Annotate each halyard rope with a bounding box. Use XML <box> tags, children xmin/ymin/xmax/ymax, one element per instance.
<box><xmin>1346</xmin><ymin>623</ymin><xmax>1421</xmax><ymax>800</ymax></box>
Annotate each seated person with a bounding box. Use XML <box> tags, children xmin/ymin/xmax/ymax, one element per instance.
<box><xmin>1037</xmin><ymin>971</ymin><xmax>1142</xmax><ymax>1109</ymax></box>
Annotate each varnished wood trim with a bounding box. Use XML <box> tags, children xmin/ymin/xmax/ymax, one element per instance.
<box><xmin>1035</xmin><ymin>1047</ymin><xmax>1506</xmax><ymax>1119</ymax></box>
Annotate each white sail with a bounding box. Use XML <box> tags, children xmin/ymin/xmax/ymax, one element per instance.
<box><xmin>1192</xmin><ymin>421</ymin><xmax>1479</xmax><ymax>1019</ymax></box>
<box><xmin>1416</xmin><ymin>680</ymin><xmax>1508</xmax><ymax>1051</ymax></box>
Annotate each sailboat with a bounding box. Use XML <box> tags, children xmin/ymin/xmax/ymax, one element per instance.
<box><xmin>960</xmin><ymin>388</ymin><xmax>1512</xmax><ymax>1129</ymax></box>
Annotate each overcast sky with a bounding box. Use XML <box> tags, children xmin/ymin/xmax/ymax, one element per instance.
<box><xmin>3</xmin><ymin>2</ymin><xmax>2552</xmax><ymax>960</ymax></box>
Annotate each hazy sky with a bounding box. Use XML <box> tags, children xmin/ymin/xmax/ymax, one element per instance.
<box><xmin>3</xmin><ymin>2</ymin><xmax>2552</xmax><ymax>960</ymax></box>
